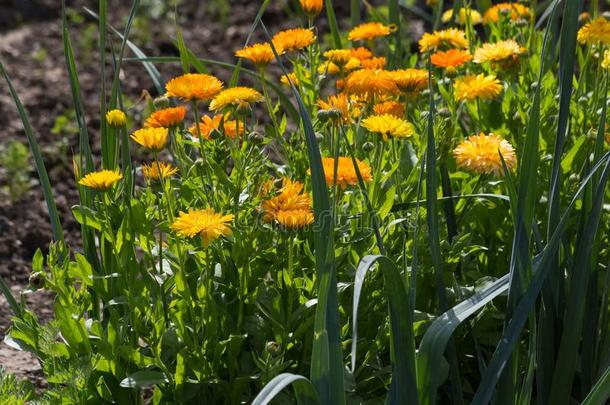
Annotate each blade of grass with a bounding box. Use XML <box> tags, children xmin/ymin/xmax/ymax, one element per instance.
<box><xmin>581</xmin><ymin>366</ymin><xmax>610</xmax><ymax>405</ymax></box>
<box><xmin>424</xmin><ymin>53</ymin><xmax>463</xmax><ymax>405</ymax></box>
<box><xmin>417</xmin><ymin>274</ymin><xmax>510</xmax><ymax>404</ymax></box>
<box><xmin>252</xmin><ymin>373</ymin><xmax>320</xmax><ymax>405</ymax></box>
<box><xmin>98</xmin><ymin>0</ymin><xmax>109</xmax><ymax>168</ymax></box>
<box><xmin>350</xmin><ymin>0</ymin><xmax>361</xmax><ymax>26</ymax></box>
<box><xmin>261</xmin><ymin>21</ymin><xmax>345</xmax><ymax>404</ymax></box>
<box><xmin>325</xmin><ymin>0</ymin><xmax>342</xmax><ymax>49</ymax></box>
<box><xmin>0</xmin><ymin>62</ymin><xmax>64</xmax><ymax>244</ymax></box>
<box><xmin>0</xmin><ymin>274</ymin><xmax>22</xmax><ymax>318</ymax></box>
<box><xmin>83</xmin><ymin>6</ymin><xmax>164</xmax><ymax>95</ymax></box>
<box><xmin>351</xmin><ymin>255</ymin><xmax>418</xmax><ymax>403</ymax></box>
<box><xmin>471</xmin><ymin>152</ymin><xmax>610</xmax><ymax>405</ymax></box>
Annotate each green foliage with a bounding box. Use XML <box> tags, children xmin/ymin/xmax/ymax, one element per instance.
<box><xmin>1</xmin><ymin>1</ymin><xmax>610</xmax><ymax>404</ymax></box>
<box><xmin>0</xmin><ymin>140</ymin><xmax>31</xmax><ymax>202</ymax></box>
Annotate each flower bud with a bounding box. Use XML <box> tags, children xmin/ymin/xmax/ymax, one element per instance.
<box><xmin>106</xmin><ymin>109</ymin><xmax>127</xmax><ymax>128</ymax></box>
<box><xmin>362</xmin><ymin>141</ymin><xmax>375</xmax><ymax>152</ymax></box>
<box><xmin>315</xmin><ymin>132</ymin><xmax>325</xmax><ymax>143</ymax></box>
<box><xmin>248</xmin><ymin>131</ymin><xmax>264</xmax><ymax>144</ymax></box>
<box><xmin>266</xmin><ymin>341</ymin><xmax>281</xmax><ymax>356</ymax></box>
<box><xmin>153</xmin><ymin>96</ymin><xmax>170</xmax><ymax>109</ymax></box>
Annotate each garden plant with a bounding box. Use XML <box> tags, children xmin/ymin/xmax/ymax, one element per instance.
<box><xmin>1</xmin><ymin>0</ymin><xmax>610</xmax><ymax>404</ymax></box>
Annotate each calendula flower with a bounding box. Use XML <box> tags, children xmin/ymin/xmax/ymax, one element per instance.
<box><xmin>189</xmin><ymin>114</ymin><xmax>241</xmax><ymax>139</ymax></box>
<box><xmin>454</xmin><ymin>74</ymin><xmax>502</xmax><ymax>101</ymax></box>
<box><xmin>275</xmin><ymin>210</ymin><xmax>315</xmax><ymax>228</ymax></box>
<box><xmin>442</xmin><ymin>8</ymin><xmax>483</xmax><ymax>25</ymax></box>
<box><xmin>418</xmin><ymin>28</ymin><xmax>469</xmax><ymax>52</ymax></box>
<box><xmin>165</xmin><ymin>73</ymin><xmax>223</xmax><ymax>102</ymax></box>
<box><xmin>299</xmin><ymin>0</ymin><xmax>323</xmax><ymax>17</ymax></box>
<box><xmin>390</xmin><ymin>69</ymin><xmax>429</xmax><ymax>93</ymax></box>
<box><xmin>361</xmin><ymin>57</ymin><xmax>387</xmax><ymax>69</ymax></box>
<box><xmin>209</xmin><ymin>87</ymin><xmax>264</xmax><ymax>111</ymax></box>
<box><xmin>348</xmin><ymin>22</ymin><xmax>392</xmax><ymax>41</ymax></box>
<box><xmin>473</xmin><ymin>40</ymin><xmax>525</xmax><ymax>64</ymax></box>
<box><xmin>318</xmin><ymin>157</ymin><xmax>372</xmax><ymax>188</ymax></box>
<box><xmin>272</xmin><ymin>28</ymin><xmax>315</xmax><ymax>52</ymax></box>
<box><xmin>235</xmin><ymin>43</ymin><xmax>278</xmax><ymax>67</ymax></box>
<box><xmin>453</xmin><ymin>133</ymin><xmax>516</xmax><ymax>175</ymax></box>
<box><xmin>261</xmin><ymin>178</ymin><xmax>313</xmax><ymax>228</ymax></box>
<box><xmin>602</xmin><ymin>49</ymin><xmax>610</xmax><ymax>69</ymax></box>
<box><xmin>79</xmin><ymin>169</ymin><xmax>122</xmax><ymax>191</ymax></box>
<box><xmin>483</xmin><ymin>2</ymin><xmax>531</xmax><ymax>24</ymax></box>
<box><xmin>343</xmin><ymin>69</ymin><xmax>400</xmax><ymax>98</ymax></box>
<box><xmin>324</xmin><ymin>49</ymin><xmax>354</xmax><ymax>66</ymax></box>
<box><xmin>318</xmin><ymin>93</ymin><xmax>351</xmax><ymax>123</ymax></box>
<box><xmin>373</xmin><ymin>100</ymin><xmax>404</xmax><ymax>117</ymax></box>
<box><xmin>171</xmin><ymin>208</ymin><xmax>234</xmax><ymax>247</ymax></box>
<box><xmin>318</xmin><ymin>59</ymin><xmax>361</xmax><ymax>75</ymax></box>
<box><xmin>141</xmin><ymin>162</ymin><xmax>178</xmax><ymax>181</ymax></box>
<box><xmin>577</xmin><ymin>17</ymin><xmax>610</xmax><ymax>45</ymax></box>
<box><xmin>431</xmin><ymin>49</ymin><xmax>472</xmax><ymax>68</ymax></box>
<box><xmin>280</xmin><ymin>72</ymin><xmax>300</xmax><ymax>87</ymax></box>
<box><xmin>131</xmin><ymin>127</ymin><xmax>169</xmax><ymax>151</ymax></box>
<box><xmin>362</xmin><ymin>114</ymin><xmax>415</xmax><ymax>140</ymax></box>
<box><xmin>106</xmin><ymin>109</ymin><xmax>127</xmax><ymax>127</ymax></box>
<box><xmin>349</xmin><ymin>47</ymin><xmax>374</xmax><ymax>61</ymax></box>
<box><xmin>144</xmin><ymin>106</ymin><xmax>186</xmax><ymax>128</ymax></box>
<box><xmin>579</xmin><ymin>12</ymin><xmax>591</xmax><ymax>23</ymax></box>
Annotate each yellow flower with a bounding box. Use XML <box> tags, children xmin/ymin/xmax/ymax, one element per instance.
<box><xmin>319</xmin><ymin>157</ymin><xmax>372</xmax><ymax>188</ymax></box>
<box><xmin>141</xmin><ymin>162</ymin><xmax>178</xmax><ymax>181</ymax></box>
<box><xmin>348</xmin><ymin>22</ymin><xmax>392</xmax><ymax>41</ymax></box>
<box><xmin>577</xmin><ymin>17</ymin><xmax>610</xmax><ymax>45</ymax></box>
<box><xmin>418</xmin><ymin>28</ymin><xmax>469</xmax><ymax>53</ymax></box>
<box><xmin>318</xmin><ymin>93</ymin><xmax>350</xmax><ymax>123</ymax></box>
<box><xmin>602</xmin><ymin>49</ymin><xmax>610</xmax><ymax>69</ymax></box>
<box><xmin>131</xmin><ymin>127</ymin><xmax>169</xmax><ymax>151</ymax></box>
<box><xmin>299</xmin><ymin>0</ymin><xmax>323</xmax><ymax>17</ymax></box>
<box><xmin>373</xmin><ymin>100</ymin><xmax>404</xmax><ymax>117</ymax></box>
<box><xmin>431</xmin><ymin>49</ymin><xmax>472</xmax><ymax>68</ymax></box>
<box><xmin>165</xmin><ymin>73</ymin><xmax>224</xmax><ymax>102</ymax></box>
<box><xmin>209</xmin><ymin>87</ymin><xmax>264</xmax><ymax>111</ymax></box>
<box><xmin>272</xmin><ymin>28</ymin><xmax>315</xmax><ymax>52</ymax></box>
<box><xmin>442</xmin><ymin>8</ymin><xmax>483</xmax><ymax>25</ymax></box>
<box><xmin>454</xmin><ymin>74</ymin><xmax>502</xmax><ymax>101</ymax></box>
<box><xmin>79</xmin><ymin>169</ymin><xmax>122</xmax><ymax>191</ymax></box>
<box><xmin>453</xmin><ymin>133</ymin><xmax>516</xmax><ymax>175</ymax></box>
<box><xmin>235</xmin><ymin>42</ymin><xmax>278</xmax><ymax>66</ymax></box>
<box><xmin>106</xmin><ymin>109</ymin><xmax>127</xmax><ymax>127</ymax></box>
<box><xmin>362</xmin><ymin>114</ymin><xmax>414</xmax><ymax>140</ymax></box>
<box><xmin>144</xmin><ymin>106</ymin><xmax>186</xmax><ymax>128</ymax></box>
<box><xmin>324</xmin><ymin>49</ymin><xmax>353</xmax><ymax>66</ymax></box>
<box><xmin>275</xmin><ymin>210</ymin><xmax>315</xmax><ymax>229</ymax></box>
<box><xmin>261</xmin><ymin>178</ymin><xmax>313</xmax><ymax>229</ymax></box>
<box><xmin>483</xmin><ymin>3</ymin><xmax>531</xmax><ymax>24</ymax></box>
<box><xmin>361</xmin><ymin>56</ymin><xmax>387</xmax><ymax>69</ymax></box>
<box><xmin>473</xmin><ymin>40</ymin><xmax>525</xmax><ymax>64</ymax></box>
<box><xmin>171</xmin><ymin>208</ymin><xmax>234</xmax><ymax>247</ymax></box>
<box><xmin>390</xmin><ymin>68</ymin><xmax>429</xmax><ymax>94</ymax></box>
<box><xmin>280</xmin><ymin>72</ymin><xmax>300</xmax><ymax>87</ymax></box>
<box><xmin>343</xmin><ymin>69</ymin><xmax>400</xmax><ymax>98</ymax></box>
<box><xmin>349</xmin><ymin>47</ymin><xmax>374</xmax><ymax>61</ymax></box>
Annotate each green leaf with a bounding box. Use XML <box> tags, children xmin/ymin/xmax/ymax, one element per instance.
<box><xmin>0</xmin><ymin>62</ymin><xmax>64</xmax><ymax>245</ymax></box>
<box><xmin>119</xmin><ymin>370</ymin><xmax>169</xmax><ymax>388</ymax></box>
<box><xmin>351</xmin><ymin>255</ymin><xmax>418</xmax><ymax>404</ymax></box>
<box><xmin>252</xmin><ymin>373</ymin><xmax>320</xmax><ymax>405</ymax></box>
<box><xmin>581</xmin><ymin>366</ymin><xmax>610</xmax><ymax>405</ymax></box>
<box><xmin>325</xmin><ymin>0</ymin><xmax>342</xmax><ymax>49</ymax></box>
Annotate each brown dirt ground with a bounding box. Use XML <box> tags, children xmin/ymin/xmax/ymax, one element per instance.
<box><xmin>0</xmin><ymin>0</ymin><xmax>357</xmax><ymax>388</ymax></box>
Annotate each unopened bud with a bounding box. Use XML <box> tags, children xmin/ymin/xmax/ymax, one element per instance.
<box><xmin>362</xmin><ymin>141</ymin><xmax>375</xmax><ymax>152</ymax></box>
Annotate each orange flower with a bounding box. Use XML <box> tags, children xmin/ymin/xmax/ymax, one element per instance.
<box><xmin>235</xmin><ymin>43</ymin><xmax>277</xmax><ymax>66</ymax></box>
<box><xmin>431</xmin><ymin>49</ymin><xmax>472</xmax><ymax>68</ymax></box>
<box><xmin>272</xmin><ymin>28</ymin><xmax>315</xmax><ymax>52</ymax></box>
<box><xmin>318</xmin><ymin>157</ymin><xmax>372</xmax><ymax>188</ymax></box>
<box><xmin>299</xmin><ymin>0</ymin><xmax>323</xmax><ymax>17</ymax></box>
<box><xmin>418</xmin><ymin>29</ymin><xmax>469</xmax><ymax>53</ymax></box>
<box><xmin>165</xmin><ymin>73</ymin><xmax>223</xmax><ymax>102</ymax></box>
<box><xmin>373</xmin><ymin>100</ymin><xmax>404</xmax><ymax>117</ymax></box>
<box><xmin>349</xmin><ymin>47</ymin><xmax>374</xmax><ymax>61</ymax></box>
<box><xmin>261</xmin><ymin>178</ymin><xmax>313</xmax><ymax>229</ymax></box>
<box><xmin>348</xmin><ymin>22</ymin><xmax>392</xmax><ymax>41</ymax></box>
<box><xmin>144</xmin><ymin>106</ymin><xmax>186</xmax><ymax>128</ymax></box>
<box><xmin>189</xmin><ymin>114</ymin><xmax>241</xmax><ymax>139</ymax></box>
<box><xmin>390</xmin><ymin>69</ymin><xmax>429</xmax><ymax>94</ymax></box>
<box><xmin>361</xmin><ymin>57</ymin><xmax>387</xmax><ymax>69</ymax></box>
<box><xmin>483</xmin><ymin>2</ymin><xmax>531</xmax><ymax>24</ymax></box>
<box><xmin>343</xmin><ymin>69</ymin><xmax>399</xmax><ymax>98</ymax></box>
<box><xmin>318</xmin><ymin>93</ymin><xmax>350</xmax><ymax>123</ymax></box>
